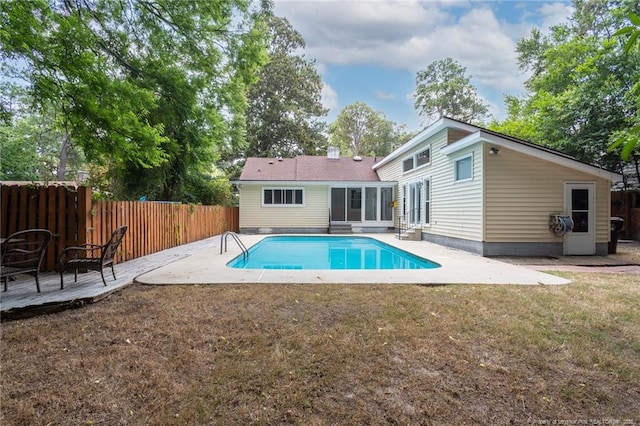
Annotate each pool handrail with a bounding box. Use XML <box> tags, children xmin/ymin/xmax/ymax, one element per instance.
<box><xmin>220</xmin><ymin>231</ymin><xmax>248</xmax><ymax>260</ymax></box>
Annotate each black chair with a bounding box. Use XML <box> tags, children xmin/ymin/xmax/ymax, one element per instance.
<box><xmin>1</xmin><ymin>229</ymin><xmax>53</xmax><ymax>293</ymax></box>
<box><xmin>58</xmin><ymin>225</ymin><xmax>128</xmax><ymax>288</ymax></box>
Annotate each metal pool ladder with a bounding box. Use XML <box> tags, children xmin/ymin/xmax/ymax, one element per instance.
<box><xmin>220</xmin><ymin>231</ymin><xmax>249</xmax><ymax>260</ymax></box>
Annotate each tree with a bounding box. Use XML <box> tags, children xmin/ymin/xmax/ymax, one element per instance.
<box><xmin>0</xmin><ymin>119</ymin><xmax>39</xmax><ymax>181</ymax></box>
<box><xmin>0</xmin><ymin>0</ymin><xmax>268</xmax><ymax>201</ymax></box>
<box><xmin>242</xmin><ymin>15</ymin><xmax>327</xmax><ymax>160</ymax></box>
<box><xmin>610</xmin><ymin>11</ymin><xmax>640</xmax><ymax>160</ymax></box>
<box><xmin>413</xmin><ymin>57</ymin><xmax>489</xmax><ymax>125</ymax></box>
<box><xmin>0</xmin><ymin>84</ymin><xmax>84</xmax><ymax>181</ymax></box>
<box><xmin>487</xmin><ymin>95</ymin><xmax>540</xmax><ymax>143</ymax></box>
<box><xmin>492</xmin><ymin>0</ymin><xmax>640</xmax><ymax>182</ymax></box>
<box><xmin>329</xmin><ymin>102</ymin><xmax>409</xmax><ymax>157</ymax></box>
<box><xmin>364</xmin><ymin>116</ymin><xmax>414</xmax><ymax>158</ymax></box>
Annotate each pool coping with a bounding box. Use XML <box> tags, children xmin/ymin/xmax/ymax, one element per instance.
<box><xmin>135</xmin><ymin>234</ymin><xmax>571</xmax><ymax>286</ymax></box>
<box><xmin>226</xmin><ymin>235</ymin><xmax>440</xmax><ymax>269</ymax></box>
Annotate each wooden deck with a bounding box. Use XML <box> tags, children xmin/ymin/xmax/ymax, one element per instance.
<box><xmin>1</xmin><ymin>235</ymin><xmax>221</xmax><ymax>320</ymax></box>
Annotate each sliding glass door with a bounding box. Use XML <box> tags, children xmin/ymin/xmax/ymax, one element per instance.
<box><xmin>331</xmin><ymin>188</ymin><xmax>346</xmax><ymax>221</ymax></box>
<box><xmin>365</xmin><ymin>188</ymin><xmax>377</xmax><ymax>220</ymax></box>
<box><xmin>380</xmin><ymin>187</ymin><xmax>393</xmax><ymax>221</ymax></box>
<box><xmin>331</xmin><ymin>186</ymin><xmax>393</xmax><ymax>223</ymax></box>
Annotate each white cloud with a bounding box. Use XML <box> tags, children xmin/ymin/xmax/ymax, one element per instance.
<box><xmin>422</xmin><ymin>8</ymin><xmax>522</xmax><ymax>91</ymax></box>
<box><xmin>276</xmin><ymin>1</ymin><xmax>448</xmax><ymax>49</ymax></box>
<box><xmin>321</xmin><ymin>82</ymin><xmax>339</xmax><ymax>111</ymax></box>
<box><xmin>274</xmin><ymin>0</ymin><xmax>573</xmax><ymax>126</ymax></box>
<box><xmin>315</xmin><ymin>62</ymin><xmax>328</xmax><ymax>76</ymax></box>
<box><xmin>479</xmin><ymin>93</ymin><xmax>501</xmax><ymax>122</ymax></box>
<box><xmin>275</xmin><ymin>2</ymin><xmax>525</xmax><ymax>91</ymax></box>
<box><xmin>375</xmin><ymin>90</ymin><xmax>396</xmax><ymax>100</ymax></box>
<box><xmin>539</xmin><ymin>2</ymin><xmax>573</xmax><ymax>30</ymax></box>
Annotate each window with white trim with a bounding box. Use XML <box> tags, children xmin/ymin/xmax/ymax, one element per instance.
<box><xmin>454</xmin><ymin>154</ymin><xmax>473</xmax><ymax>182</ymax></box>
<box><xmin>402</xmin><ymin>145</ymin><xmax>431</xmax><ymax>173</ymax></box>
<box><xmin>415</xmin><ymin>147</ymin><xmax>430</xmax><ymax>167</ymax></box>
<box><xmin>263</xmin><ymin>188</ymin><xmax>303</xmax><ymax>205</ymax></box>
<box><xmin>402</xmin><ymin>157</ymin><xmax>414</xmax><ymax>172</ymax></box>
<box><xmin>380</xmin><ymin>187</ymin><xmax>393</xmax><ymax>221</ymax></box>
<box><xmin>424</xmin><ymin>178</ymin><xmax>431</xmax><ymax>225</ymax></box>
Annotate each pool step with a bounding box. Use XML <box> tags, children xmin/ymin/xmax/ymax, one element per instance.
<box><xmin>329</xmin><ymin>224</ymin><xmax>353</xmax><ymax>234</ymax></box>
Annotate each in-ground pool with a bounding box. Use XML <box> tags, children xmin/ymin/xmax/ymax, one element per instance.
<box><xmin>227</xmin><ymin>236</ymin><xmax>440</xmax><ymax>270</ymax></box>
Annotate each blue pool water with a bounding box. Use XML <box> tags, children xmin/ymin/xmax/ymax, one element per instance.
<box><xmin>227</xmin><ymin>236</ymin><xmax>440</xmax><ymax>270</ymax></box>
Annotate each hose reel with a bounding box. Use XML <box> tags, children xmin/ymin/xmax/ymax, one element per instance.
<box><xmin>549</xmin><ymin>215</ymin><xmax>574</xmax><ymax>237</ymax></box>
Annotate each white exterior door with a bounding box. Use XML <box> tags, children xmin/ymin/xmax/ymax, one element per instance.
<box><xmin>564</xmin><ymin>183</ymin><xmax>596</xmax><ymax>255</ymax></box>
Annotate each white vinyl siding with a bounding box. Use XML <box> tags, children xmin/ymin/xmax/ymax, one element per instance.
<box><xmin>430</xmin><ymin>143</ymin><xmax>483</xmax><ymax>241</ymax></box>
<box><xmin>376</xmin><ymin>150</ymin><xmax>405</xmax><ymax>221</ymax></box>
<box><xmin>484</xmin><ymin>147</ymin><xmax>610</xmax><ymax>243</ymax></box>
<box><xmin>376</xmin><ymin>128</ymin><xmax>483</xmax><ymax>241</ymax></box>
<box><xmin>240</xmin><ymin>184</ymin><xmax>328</xmax><ymax>228</ymax></box>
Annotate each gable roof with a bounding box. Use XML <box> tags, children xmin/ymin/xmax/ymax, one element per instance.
<box><xmin>239</xmin><ymin>156</ymin><xmax>381</xmax><ymax>182</ymax></box>
<box><xmin>374</xmin><ymin>116</ymin><xmax>622</xmax><ymax>182</ymax></box>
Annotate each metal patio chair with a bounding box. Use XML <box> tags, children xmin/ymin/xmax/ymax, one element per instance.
<box><xmin>1</xmin><ymin>229</ymin><xmax>53</xmax><ymax>293</ymax></box>
<box><xmin>58</xmin><ymin>225</ymin><xmax>128</xmax><ymax>288</ymax></box>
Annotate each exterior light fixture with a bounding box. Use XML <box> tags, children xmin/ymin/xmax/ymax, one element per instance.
<box><xmin>489</xmin><ymin>147</ymin><xmax>500</xmax><ymax>155</ymax></box>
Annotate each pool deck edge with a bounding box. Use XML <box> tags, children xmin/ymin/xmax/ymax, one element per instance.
<box><xmin>135</xmin><ymin>234</ymin><xmax>570</xmax><ymax>286</ymax></box>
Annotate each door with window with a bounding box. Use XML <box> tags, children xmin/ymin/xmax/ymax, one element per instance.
<box><xmin>330</xmin><ymin>188</ymin><xmax>346</xmax><ymax>221</ymax></box>
<box><xmin>564</xmin><ymin>183</ymin><xmax>595</xmax><ymax>255</ymax></box>
<box><xmin>330</xmin><ymin>187</ymin><xmax>362</xmax><ymax>221</ymax></box>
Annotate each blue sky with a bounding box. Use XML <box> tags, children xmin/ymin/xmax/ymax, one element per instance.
<box><xmin>273</xmin><ymin>0</ymin><xmax>573</xmax><ymax>132</ymax></box>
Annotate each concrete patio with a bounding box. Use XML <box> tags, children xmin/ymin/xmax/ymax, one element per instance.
<box><xmin>2</xmin><ymin>234</ymin><xmax>638</xmax><ymax>320</ymax></box>
<box><xmin>135</xmin><ymin>234</ymin><xmax>573</xmax><ymax>286</ymax></box>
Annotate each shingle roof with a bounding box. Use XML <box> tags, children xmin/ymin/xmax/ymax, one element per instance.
<box><xmin>239</xmin><ymin>156</ymin><xmax>381</xmax><ymax>182</ymax></box>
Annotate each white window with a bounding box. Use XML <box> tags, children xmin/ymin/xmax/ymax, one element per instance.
<box><xmin>380</xmin><ymin>187</ymin><xmax>393</xmax><ymax>221</ymax></box>
<box><xmin>263</xmin><ymin>188</ymin><xmax>303</xmax><ymax>206</ymax></box>
<box><xmin>402</xmin><ymin>145</ymin><xmax>431</xmax><ymax>173</ymax></box>
<box><xmin>415</xmin><ymin>147</ymin><xmax>430</xmax><ymax>167</ymax></box>
<box><xmin>424</xmin><ymin>178</ymin><xmax>430</xmax><ymax>225</ymax></box>
<box><xmin>365</xmin><ymin>187</ymin><xmax>377</xmax><ymax>221</ymax></box>
<box><xmin>402</xmin><ymin>184</ymin><xmax>408</xmax><ymax>216</ymax></box>
<box><xmin>402</xmin><ymin>157</ymin><xmax>414</xmax><ymax>172</ymax></box>
<box><xmin>454</xmin><ymin>154</ymin><xmax>473</xmax><ymax>182</ymax></box>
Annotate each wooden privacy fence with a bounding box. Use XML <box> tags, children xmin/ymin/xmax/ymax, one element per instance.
<box><xmin>611</xmin><ymin>191</ymin><xmax>640</xmax><ymax>240</ymax></box>
<box><xmin>1</xmin><ymin>184</ymin><xmax>239</xmax><ymax>271</ymax></box>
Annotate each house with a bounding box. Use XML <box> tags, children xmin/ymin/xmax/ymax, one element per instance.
<box><xmin>237</xmin><ymin>117</ymin><xmax>622</xmax><ymax>256</ymax></box>
<box><xmin>237</xmin><ymin>148</ymin><xmax>396</xmax><ymax>234</ymax></box>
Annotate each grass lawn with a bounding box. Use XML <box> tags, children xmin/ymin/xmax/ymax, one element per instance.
<box><xmin>1</xmin><ymin>272</ymin><xmax>639</xmax><ymax>425</ymax></box>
